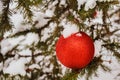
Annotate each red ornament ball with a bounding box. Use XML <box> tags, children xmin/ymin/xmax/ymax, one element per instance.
<box><xmin>93</xmin><ymin>11</ymin><xmax>97</xmax><ymax>18</ymax></box>
<box><xmin>56</xmin><ymin>32</ymin><xmax>95</xmax><ymax>69</ymax></box>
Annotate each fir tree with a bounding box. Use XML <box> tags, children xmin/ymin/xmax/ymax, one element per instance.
<box><xmin>0</xmin><ymin>0</ymin><xmax>120</xmax><ymax>80</ymax></box>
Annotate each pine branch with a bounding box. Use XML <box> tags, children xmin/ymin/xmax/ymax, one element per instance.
<box><xmin>17</xmin><ymin>0</ymin><xmax>33</xmax><ymax>21</ymax></box>
<box><xmin>0</xmin><ymin>0</ymin><xmax>120</xmax><ymax>80</ymax></box>
<box><xmin>114</xmin><ymin>52</ymin><xmax>120</xmax><ymax>61</ymax></box>
<box><xmin>77</xmin><ymin>56</ymin><xmax>110</xmax><ymax>80</ymax></box>
<box><xmin>54</xmin><ymin>0</ymin><xmax>70</xmax><ymax>19</ymax></box>
<box><xmin>102</xmin><ymin>40</ymin><xmax>120</xmax><ymax>61</ymax></box>
<box><xmin>102</xmin><ymin>6</ymin><xmax>110</xmax><ymax>34</ymax></box>
<box><xmin>61</xmin><ymin>56</ymin><xmax>104</xmax><ymax>80</ymax></box>
<box><xmin>61</xmin><ymin>72</ymin><xmax>78</xmax><ymax>80</ymax></box>
<box><xmin>0</xmin><ymin>0</ymin><xmax>12</xmax><ymax>36</ymax></box>
<box><xmin>100</xmin><ymin>64</ymin><xmax>111</xmax><ymax>72</ymax></box>
<box><xmin>66</xmin><ymin>0</ymin><xmax>78</xmax><ymax>11</ymax></box>
<box><xmin>83</xmin><ymin>56</ymin><xmax>103</xmax><ymax>80</ymax></box>
<box><xmin>4</xmin><ymin>52</ymin><xmax>42</xmax><ymax>58</ymax></box>
<box><xmin>16</xmin><ymin>0</ymin><xmax>42</xmax><ymax>21</ymax></box>
<box><xmin>109</xmin><ymin>8</ymin><xmax>120</xmax><ymax>17</ymax></box>
<box><xmin>9</xmin><ymin>19</ymin><xmax>53</xmax><ymax>37</ymax></box>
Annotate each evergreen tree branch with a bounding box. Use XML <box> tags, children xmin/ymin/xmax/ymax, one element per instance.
<box><xmin>61</xmin><ymin>71</ymin><xmax>78</xmax><ymax>80</ymax></box>
<box><xmin>61</xmin><ymin>56</ymin><xmax>105</xmax><ymax>80</ymax></box>
<box><xmin>16</xmin><ymin>0</ymin><xmax>42</xmax><ymax>21</ymax></box>
<box><xmin>109</xmin><ymin>8</ymin><xmax>120</xmax><ymax>17</ymax></box>
<box><xmin>102</xmin><ymin>6</ymin><xmax>110</xmax><ymax>34</ymax></box>
<box><xmin>0</xmin><ymin>0</ymin><xmax>12</xmax><ymax>36</ymax></box>
<box><xmin>9</xmin><ymin>19</ymin><xmax>53</xmax><ymax>37</ymax></box>
<box><xmin>78</xmin><ymin>56</ymin><xmax>111</xmax><ymax>80</ymax></box>
<box><xmin>82</xmin><ymin>56</ymin><xmax>103</xmax><ymax>80</ymax></box>
<box><xmin>102</xmin><ymin>40</ymin><xmax>120</xmax><ymax>61</ymax></box>
<box><xmin>0</xmin><ymin>0</ymin><xmax>120</xmax><ymax>80</ymax></box>
<box><xmin>17</xmin><ymin>0</ymin><xmax>33</xmax><ymax>21</ymax></box>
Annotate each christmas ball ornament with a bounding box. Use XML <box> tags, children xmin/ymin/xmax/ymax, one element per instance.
<box><xmin>93</xmin><ymin>11</ymin><xmax>97</xmax><ymax>18</ymax></box>
<box><xmin>56</xmin><ymin>32</ymin><xmax>94</xmax><ymax>69</ymax></box>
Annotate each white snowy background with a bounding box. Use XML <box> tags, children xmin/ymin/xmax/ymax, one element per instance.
<box><xmin>0</xmin><ymin>0</ymin><xmax>120</xmax><ymax>80</ymax></box>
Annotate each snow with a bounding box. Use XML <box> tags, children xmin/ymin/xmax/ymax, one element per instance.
<box><xmin>94</xmin><ymin>40</ymin><xmax>102</xmax><ymax>57</ymax></box>
<box><xmin>0</xmin><ymin>36</ymin><xmax>25</xmax><ymax>55</ymax></box>
<box><xmin>10</xmin><ymin>12</ymin><xmax>32</xmax><ymax>34</ymax></box>
<box><xmin>0</xmin><ymin>63</ymin><xmax>3</xmax><ymax>71</ymax></box>
<box><xmin>98</xmin><ymin>0</ymin><xmax>114</xmax><ymax>2</ymax></box>
<box><xmin>33</xmin><ymin>12</ymin><xmax>49</xmax><ymax>28</ymax></box>
<box><xmin>77</xmin><ymin>0</ymin><xmax>87</xmax><ymax>10</ymax></box>
<box><xmin>41</xmin><ymin>22</ymin><xmax>57</xmax><ymax>41</ymax></box>
<box><xmin>0</xmin><ymin>39</ymin><xmax>12</xmax><ymax>55</ymax></box>
<box><xmin>44</xmin><ymin>0</ymin><xmax>58</xmax><ymax>17</ymax></box>
<box><xmin>77</xmin><ymin>0</ymin><xmax>114</xmax><ymax>11</ymax></box>
<box><xmin>45</xmin><ymin>9</ymin><xmax>54</xmax><ymax>17</ymax></box>
<box><xmin>57</xmin><ymin>60</ymin><xmax>67</xmax><ymax>75</ymax></box>
<box><xmin>77</xmin><ymin>0</ymin><xmax>96</xmax><ymax>10</ymax></box>
<box><xmin>85</xmin><ymin>0</ymin><xmax>96</xmax><ymax>11</ymax></box>
<box><xmin>11</xmin><ymin>13</ymin><xmax>23</xmax><ymax>29</ymax></box>
<box><xmin>9</xmin><ymin>1</ymin><xmax>17</xmax><ymax>10</ymax></box>
<box><xmin>61</xmin><ymin>21</ymin><xmax>79</xmax><ymax>38</ymax></box>
<box><xmin>43</xmin><ymin>64</ymin><xmax>54</xmax><ymax>73</ymax></box>
<box><xmin>0</xmin><ymin>0</ymin><xmax>120</xmax><ymax>80</ymax></box>
<box><xmin>60</xmin><ymin>0</ymin><xmax>66</xmax><ymax>5</ymax></box>
<box><xmin>21</xmin><ymin>33</ymin><xmax>39</xmax><ymax>46</ymax></box>
<box><xmin>0</xmin><ymin>1</ymin><xmax>3</xmax><ymax>14</ymax></box>
<box><xmin>92</xmin><ymin>11</ymin><xmax>103</xmax><ymax>24</ymax></box>
<box><xmin>48</xmin><ymin>0</ymin><xmax>58</xmax><ymax>8</ymax></box>
<box><xmin>78</xmin><ymin>57</ymin><xmax>120</xmax><ymax>80</ymax></box>
<box><xmin>38</xmin><ymin>74</ymin><xmax>46</xmax><ymax>80</ymax></box>
<box><xmin>18</xmin><ymin>48</ymin><xmax>32</xmax><ymax>56</ymax></box>
<box><xmin>29</xmin><ymin>64</ymin><xmax>40</xmax><ymax>69</ymax></box>
<box><xmin>3</xmin><ymin>58</ymin><xmax>28</xmax><ymax>76</ymax></box>
<box><xmin>35</xmin><ymin>56</ymin><xmax>44</xmax><ymax>63</ymax></box>
<box><xmin>38</xmin><ymin>56</ymin><xmax>54</xmax><ymax>73</ymax></box>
